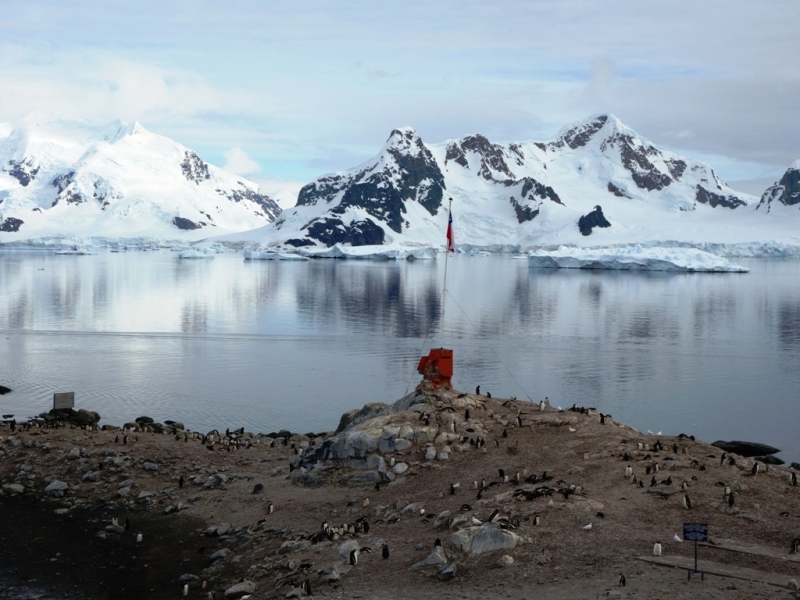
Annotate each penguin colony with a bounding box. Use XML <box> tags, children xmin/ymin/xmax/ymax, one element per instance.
<box><xmin>0</xmin><ymin>389</ymin><xmax>798</xmax><ymax>598</ymax></box>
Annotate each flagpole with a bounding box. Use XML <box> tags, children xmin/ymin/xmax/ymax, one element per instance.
<box><xmin>440</xmin><ymin>197</ymin><xmax>453</xmax><ymax>348</ymax></box>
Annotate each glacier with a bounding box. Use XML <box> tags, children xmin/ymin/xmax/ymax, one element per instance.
<box><xmin>528</xmin><ymin>245</ymin><xmax>749</xmax><ymax>272</ymax></box>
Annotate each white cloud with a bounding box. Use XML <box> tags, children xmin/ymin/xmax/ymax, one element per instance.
<box><xmin>222</xmin><ymin>147</ymin><xmax>261</xmax><ymax>176</ymax></box>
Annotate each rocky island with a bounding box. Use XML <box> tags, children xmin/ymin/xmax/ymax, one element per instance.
<box><xmin>1</xmin><ymin>386</ymin><xmax>799</xmax><ymax>599</ymax></box>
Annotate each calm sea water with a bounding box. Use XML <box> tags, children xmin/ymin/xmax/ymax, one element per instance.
<box><xmin>1</xmin><ymin>250</ymin><xmax>798</xmax><ymax>462</ymax></box>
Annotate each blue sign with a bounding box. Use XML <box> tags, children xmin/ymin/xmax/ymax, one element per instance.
<box><xmin>683</xmin><ymin>523</ymin><xmax>708</xmax><ymax>542</ymax></box>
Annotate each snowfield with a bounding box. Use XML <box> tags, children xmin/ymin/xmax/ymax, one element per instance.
<box><xmin>528</xmin><ymin>245</ymin><xmax>749</xmax><ymax>272</ymax></box>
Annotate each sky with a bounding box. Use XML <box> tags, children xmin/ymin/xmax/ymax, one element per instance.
<box><xmin>1</xmin><ymin>0</ymin><xmax>798</xmax><ymax>203</ymax></box>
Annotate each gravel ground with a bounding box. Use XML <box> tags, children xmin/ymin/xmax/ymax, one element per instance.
<box><xmin>1</xmin><ymin>389</ymin><xmax>799</xmax><ymax>600</ymax></box>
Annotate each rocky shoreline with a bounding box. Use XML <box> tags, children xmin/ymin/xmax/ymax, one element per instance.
<box><xmin>1</xmin><ymin>389</ymin><xmax>799</xmax><ymax>599</ymax></box>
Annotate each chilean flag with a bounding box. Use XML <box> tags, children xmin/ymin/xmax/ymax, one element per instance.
<box><xmin>446</xmin><ymin>210</ymin><xmax>455</xmax><ymax>252</ymax></box>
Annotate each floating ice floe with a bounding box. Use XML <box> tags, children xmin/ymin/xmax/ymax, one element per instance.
<box><xmin>528</xmin><ymin>245</ymin><xmax>749</xmax><ymax>273</ymax></box>
<box><xmin>296</xmin><ymin>243</ymin><xmax>438</xmax><ymax>261</ymax></box>
<box><xmin>54</xmin><ymin>246</ymin><xmax>97</xmax><ymax>255</ymax></box>
<box><xmin>243</xmin><ymin>250</ymin><xmax>309</xmax><ymax>261</ymax></box>
<box><xmin>177</xmin><ymin>247</ymin><xmax>216</xmax><ymax>259</ymax></box>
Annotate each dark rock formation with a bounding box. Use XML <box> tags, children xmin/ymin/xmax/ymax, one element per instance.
<box><xmin>446</xmin><ymin>134</ymin><xmax>515</xmax><ymax>181</ymax></box>
<box><xmin>305</xmin><ymin>218</ymin><xmax>385</xmax><ymax>247</ymax></box>
<box><xmin>0</xmin><ymin>217</ymin><xmax>24</xmax><ymax>232</ymax></box>
<box><xmin>711</xmin><ymin>440</ymin><xmax>780</xmax><ymax>457</ymax></box>
<box><xmin>754</xmin><ymin>454</ymin><xmax>784</xmax><ymax>465</ymax></box>
<box><xmin>505</xmin><ymin>177</ymin><xmax>562</xmax><ymax>223</ymax></box>
<box><xmin>6</xmin><ymin>159</ymin><xmax>40</xmax><ymax>187</ymax></box>
<box><xmin>695</xmin><ymin>186</ymin><xmax>746</xmax><ymax>209</ymax></box>
<box><xmin>548</xmin><ymin>115</ymin><xmax>609</xmax><ymax>151</ymax></box>
<box><xmin>294</xmin><ymin>129</ymin><xmax>445</xmax><ymax>237</ymax></box>
<box><xmin>172</xmin><ymin>216</ymin><xmax>205</xmax><ymax>230</ymax></box>
<box><xmin>217</xmin><ymin>186</ymin><xmax>281</xmax><ymax>221</ymax></box>
<box><xmin>758</xmin><ymin>164</ymin><xmax>800</xmax><ymax>211</ymax></box>
<box><xmin>578</xmin><ymin>205</ymin><xmax>611</xmax><ymax>236</ymax></box>
<box><xmin>0</xmin><ymin>385</ymin><xmax>11</xmax><ymax>395</ymax></box>
<box><xmin>181</xmin><ymin>151</ymin><xmax>210</xmax><ymax>185</ymax></box>
<box><xmin>607</xmin><ymin>182</ymin><xmax>630</xmax><ymax>198</ymax></box>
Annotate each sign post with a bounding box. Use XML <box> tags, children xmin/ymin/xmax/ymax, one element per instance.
<box><xmin>53</xmin><ymin>392</ymin><xmax>75</xmax><ymax>411</ymax></box>
<box><xmin>682</xmin><ymin>523</ymin><xmax>708</xmax><ymax>580</ymax></box>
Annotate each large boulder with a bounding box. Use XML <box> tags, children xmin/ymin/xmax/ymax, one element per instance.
<box><xmin>712</xmin><ymin>440</ymin><xmax>780</xmax><ymax>457</ymax></box>
<box><xmin>450</xmin><ymin>524</ymin><xmax>521</xmax><ymax>555</ymax></box>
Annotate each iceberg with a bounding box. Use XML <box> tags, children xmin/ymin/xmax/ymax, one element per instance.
<box><xmin>178</xmin><ymin>247</ymin><xmax>216</xmax><ymax>259</ymax></box>
<box><xmin>296</xmin><ymin>243</ymin><xmax>438</xmax><ymax>261</ymax></box>
<box><xmin>243</xmin><ymin>250</ymin><xmax>309</xmax><ymax>261</ymax></box>
<box><xmin>528</xmin><ymin>245</ymin><xmax>749</xmax><ymax>273</ymax></box>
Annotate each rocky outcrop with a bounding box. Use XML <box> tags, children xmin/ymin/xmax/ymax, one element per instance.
<box><xmin>758</xmin><ymin>161</ymin><xmax>800</xmax><ymax>212</ymax></box>
<box><xmin>6</xmin><ymin>158</ymin><xmax>39</xmax><ymax>186</ymax></box>
<box><xmin>711</xmin><ymin>440</ymin><xmax>780</xmax><ymax>457</ymax></box>
<box><xmin>450</xmin><ymin>524</ymin><xmax>521</xmax><ymax>555</ymax></box>
<box><xmin>0</xmin><ymin>385</ymin><xmax>11</xmax><ymax>394</ymax></box>
<box><xmin>0</xmin><ymin>217</ymin><xmax>23</xmax><ymax>232</ymax></box>
<box><xmin>695</xmin><ymin>186</ymin><xmax>746</xmax><ymax>209</ymax></box>
<box><xmin>578</xmin><ymin>205</ymin><xmax>611</xmax><ymax>236</ymax></box>
<box><xmin>181</xmin><ymin>151</ymin><xmax>211</xmax><ymax>185</ymax></box>
<box><xmin>173</xmin><ymin>216</ymin><xmax>205</xmax><ymax>230</ymax></box>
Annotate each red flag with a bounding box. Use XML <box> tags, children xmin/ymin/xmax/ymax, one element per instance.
<box><xmin>446</xmin><ymin>210</ymin><xmax>455</xmax><ymax>252</ymax></box>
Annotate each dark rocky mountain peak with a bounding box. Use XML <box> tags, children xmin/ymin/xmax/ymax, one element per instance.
<box><xmin>758</xmin><ymin>161</ymin><xmax>800</xmax><ymax>213</ymax></box>
<box><xmin>548</xmin><ymin>114</ymin><xmax>611</xmax><ymax>151</ymax></box>
<box><xmin>5</xmin><ymin>158</ymin><xmax>40</xmax><ymax>187</ymax></box>
<box><xmin>445</xmin><ymin>133</ymin><xmax>515</xmax><ymax>181</ymax></box>
<box><xmin>287</xmin><ymin>127</ymin><xmax>446</xmax><ymax>247</ymax></box>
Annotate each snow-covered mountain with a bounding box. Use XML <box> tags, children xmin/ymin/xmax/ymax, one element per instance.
<box><xmin>757</xmin><ymin>160</ymin><xmax>800</xmax><ymax>212</ymax></box>
<box><xmin>0</xmin><ymin>114</ymin><xmax>280</xmax><ymax>241</ymax></box>
<box><xmin>226</xmin><ymin>114</ymin><xmax>800</xmax><ymax>252</ymax></box>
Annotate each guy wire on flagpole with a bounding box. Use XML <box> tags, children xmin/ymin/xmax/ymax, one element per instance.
<box><xmin>440</xmin><ymin>197</ymin><xmax>453</xmax><ymax>348</ymax></box>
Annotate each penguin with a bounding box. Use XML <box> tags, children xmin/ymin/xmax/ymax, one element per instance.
<box><xmin>498</xmin><ymin>468</ymin><xmax>505</xmax><ymax>479</ymax></box>
<box><xmin>182</xmin><ymin>583</ymin><xmax>189</xmax><ymax>597</ymax></box>
<box><xmin>434</xmin><ymin>538</ymin><xmax>442</xmax><ymax>547</ymax></box>
<box><xmin>502</xmin><ymin>429</ymin><xmax>508</xmax><ymax>438</ymax></box>
<box><xmin>672</xmin><ymin>443</ymin><xmax>678</xmax><ymax>454</ymax></box>
<box><xmin>486</xmin><ymin>392</ymin><xmax>492</xmax><ymax>398</ymax></box>
<box><xmin>539</xmin><ymin>401</ymin><xmax>545</xmax><ymax>411</ymax></box>
<box><xmin>624</xmin><ymin>465</ymin><xmax>633</xmax><ymax>478</ymax></box>
<box><xmin>683</xmin><ymin>494</ymin><xmax>692</xmax><ymax>509</ymax></box>
<box><xmin>123</xmin><ymin>435</ymin><xmax>128</xmax><ymax>445</ymax></box>
<box><xmin>476</xmin><ymin>385</ymin><xmax>481</xmax><ymax>395</ymax></box>
<box><xmin>791</xmin><ymin>538</ymin><xmax>800</xmax><ymax>554</ymax></box>
<box><xmin>179</xmin><ymin>476</ymin><xmax>185</xmax><ymax>489</ymax></box>
<box><xmin>449</xmin><ymin>483</ymin><xmax>458</xmax><ymax>495</ymax></box>
<box><xmin>752</xmin><ymin>462</ymin><xmax>759</xmax><ymax>476</ymax></box>
<box><xmin>600</xmin><ymin>413</ymin><xmax>605</xmax><ymax>424</ymax></box>
<box><xmin>582</xmin><ymin>523</ymin><xmax>592</xmax><ymax>530</ymax></box>
<box><xmin>362</xmin><ymin>521</ymin><xmax>370</xmax><ymax>534</ymax></box>
<box><xmin>267</xmin><ymin>502</ymin><xmax>274</xmax><ymax>514</ymax></box>
<box><xmin>349</xmin><ymin>548</ymin><xmax>359</xmax><ymax>565</ymax></box>
<box><xmin>374</xmin><ymin>482</ymin><xmax>381</xmax><ymax>491</ymax></box>
<box><xmin>653</xmin><ymin>541</ymin><xmax>662</xmax><ymax>556</ymax></box>
<box><xmin>515</xmin><ymin>415</ymin><xmax>522</xmax><ymax>427</ymax></box>
<box><xmin>728</xmin><ymin>491</ymin><xmax>735</xmax><ymax>508</ymax></box>
<box><xmin>464</xmin><ymin>409</ymin><xmax>470</xmax><ymax>421</ymax></box>
<box><xmin>114</xmin><ymin>435</ymin><xmax>119</xmax><ymax>444</ymax></box>
<box><xmin>382</xmin><ymin>543</ymin><xmax>389</xmax><ymax>559</ymax></box>
<box><xmin>136</xmin><ymin>532</ymin><xmax>143</xmax><ymax>543</ymax></box>
<box><xmin>791</xmin><ymin>471</ymin><xmax>797</xmax><ymax>487</ymax></box>
<box><xmin>301</xmin><ymin>579</ymin><xmax>312</xmax><ymax>596</ymax></box>
<box><xmin>618</xmin><ymin>574</ymin><xmax>626</xmax><ymax>587</ymax></box>
<box><xmin>533</xmin><ymin>515</ymin><xmax>540</xmax><ymax>526</ymax></box>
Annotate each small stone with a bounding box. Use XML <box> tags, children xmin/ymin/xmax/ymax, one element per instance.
<box><xmin>44</xmin><ymin>480</ymin><xmax>68</xmax><ymax>495</ymax></box>
<box><xmin>393</xmin><ymin>462</ymin><xmax>409</xmax><ymax>475</ymax></box>
<box><xmin>362</xmin><ymin>498</ymin><xmax>370</xmax><ymax>508</ymax></box>
<box><xmin>788</xmin><ymin>579</ymin><xmax>798</xmax><ymax>591</ymax></box>
<box><xmin>54</xmin><ymin>508</ymin><xmax>69</xmax><ymax>515</ymax></box>
<box><xmin>438</xmin><ymin>562</ymin><xmax>457</xmax><ymax>581</ymax></box>
<box><xmin>209</xmin><ymin>548</ymin><xmax>232</xmax><ymax>562</ymax></box>
<box><xmin>215</xmin><ymin>523</ymin><xmax>232</xmax><ymax>536</ymax></box>
<box><xmin>498</xmin><ymin>555</ymin><xmax>514</xmax><ymax>567</ymax></box>
<box><xmin>436</xmin><ymin>452</ymin><xmax>449</xmax><ymax>461</ymax></box>
<box><xmin>607</xmin><ymin>591</ymin><xmax>622</xmax><ymax>598</ymax></box>
<box><xmin>224</xmin><ymin>580</ymin><xmax>255</xmax><ymax>598</ymax></box>
<box><xmin>425</xmin><ymin>446</ymin><xmax>436</xmax><ymax>461</ymax></box>
<box><xmin>143</xmin><ymin>462</ymin><xmax>158</xmax><ymax>472</ymax></box>
<box><xmin>67</xmin><ymin>448</ymin><xmax>81</xmax><ymax>460</ymax></box>
<box><xmin>82</xmin><ymin>471</ymin><xmax>97</xmax><ymax>482</ymax></box>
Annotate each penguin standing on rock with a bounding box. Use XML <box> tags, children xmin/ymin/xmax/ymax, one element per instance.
<box><xmin>382</xmin><ymin>543</ymin><xmax>389</xmax><ymax>559</ymax></box>
<box><xmin>476</xmin><ymin>386</ymin><xmax>481</xmax><ymax>395</ymax></box>
<box><xmin>618</xmin><ymin>574</ymin><xmax>626</xmax><ymax>587</ymax></box>
<box><xmin>791</xmin><ymin>471</ymin><xmax>797</xmax><ymax>487</ymax></box>
<box><xmin>350</xmin><ymin>548</ymin><xmax>359</xmax><ymax>565</ymax></box>
<box><xmin>683</xmin><ymin>494</ymin><xmax>692</xmax><ymax>509</ymax></box>
<box><xmin>752</xmin><ymin>462</ymin><xmax>760</xmax><ymax>476</ymax></box>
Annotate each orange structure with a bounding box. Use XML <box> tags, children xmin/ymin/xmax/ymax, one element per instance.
<box><xmin>416</xmin><ymin>348</ymin><xmax>453</xmax><ymax>390</ymax></box>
